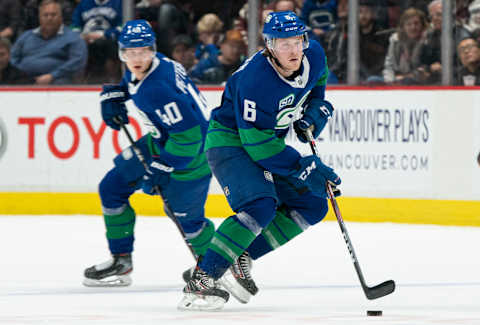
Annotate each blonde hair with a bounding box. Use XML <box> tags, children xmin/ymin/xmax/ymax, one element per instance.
<box><xmin>197</xmin><ymin>13</ymin><xmax>224</xmax><ymax>34</ymax></box>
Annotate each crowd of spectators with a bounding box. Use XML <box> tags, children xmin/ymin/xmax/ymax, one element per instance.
<box><xmin>1</xmin><ymin>0</ymin><xmax>480</xmax><ymax>86</ymax></box>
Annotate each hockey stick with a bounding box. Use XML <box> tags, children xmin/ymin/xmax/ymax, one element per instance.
<box><xmin>304</xmin><ymin>129</ymin><xmax>395</xmax><ymax>300</ymax></box>
<box><xmin>116</xmin><ymin>119</ymin><xmax>197</xmax><ymax>259</ymax></box>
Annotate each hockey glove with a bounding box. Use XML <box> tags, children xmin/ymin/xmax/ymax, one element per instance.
<box><xmin>293</xmin><ymin>155</ymin><xmax>341</xmax><ymax>198</ymax></box>
<box><xmin>100</xmin><ymin>84</ymin><xmax>129</xmax><ymax>130</ymax></box>
<box><xmin>141</xmin><ymin>161</ymin><xmax>174</xmax><ymax>195</ymax></box>
<box><xmin>294</xmin><ymin>99</ymin><xmax>334</xmax><ymax>143</ymax></box>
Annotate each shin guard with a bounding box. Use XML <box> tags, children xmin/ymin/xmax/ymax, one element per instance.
<box><xmin>104</xmin><ymin>204</ymin><xmax>136</xmax><ymax>254</ymax></box>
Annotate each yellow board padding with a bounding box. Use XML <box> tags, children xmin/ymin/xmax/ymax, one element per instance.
<box><xmin>0</xmin><ymin>192</ymin><xmax>479</xmax><ymax>227</ymax></box>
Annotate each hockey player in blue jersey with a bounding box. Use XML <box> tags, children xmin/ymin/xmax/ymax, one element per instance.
<box><xmin>179</xmin><ymin>11</ymin><xmax>341</xmax><ymax>311</ymax></box>
<box><xmin>82</xmin><ymin>20</ymin><xmax>216</xmax><ymax>287</ymax></box>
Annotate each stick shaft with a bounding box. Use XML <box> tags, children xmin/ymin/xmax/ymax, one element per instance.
<box><xmin>119</xmin><ymin>123</ymin><xmax>197</xmax><ymax>259</ymax></box>
<box><xmin>304</xmin><ymin>129</ymin><xmax>372</xmax><ymax>296</ymax></box>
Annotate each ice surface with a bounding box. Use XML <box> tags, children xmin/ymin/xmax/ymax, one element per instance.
<box><xmin>2</xmin><ymin>215</ymin><xmax>479</xmax><ymax>324</ymax></box>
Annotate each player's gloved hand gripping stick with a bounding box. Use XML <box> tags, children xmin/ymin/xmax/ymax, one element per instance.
<box><xmin>114</xmin><ymin>117</ymin><xmax>197</xmax><ymax>259</ymax></box>
<box><xmin>304</xmin><ymin>128</ymin><xmax>395</xmax><ymax>300</ymax></box>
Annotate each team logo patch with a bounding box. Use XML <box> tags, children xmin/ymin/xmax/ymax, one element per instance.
<box><xmin>279</xmin><ymin>94</ymin><xmax>294</xmax><ymax>110</ymax></box>
<box><xmin>276</xmin><ymin>94</ymin><xmax>297</xmax><ymax>129</ymax></box>
<box><xmin>276</xmin><ymin>107</ymin><xmax>296</xmax><ymax>129</ymax></box>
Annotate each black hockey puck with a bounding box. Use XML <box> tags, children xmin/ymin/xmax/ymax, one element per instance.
<box><xmin>367</xmin><ymin>310</ymin><xmax>382</xmax><ymax>316</ymax></box>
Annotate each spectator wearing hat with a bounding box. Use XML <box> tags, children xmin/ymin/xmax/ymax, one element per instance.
<box><xmin>170</xmin><ymin>34</ymin><xmax>196</xmax><ymax>71</ymax></box>
<box><xmin>189</xmin><ymin>29</ymin><xmax>246</xmax><ymax>85</ymax></box>
<box><xmin>455</xmin><ymin>37</ymin><xmax>480</xmax><ymax>85</ymax></box>
<box><xmin>0</xmin><ymin>37</ymin><xmax>33</xmax><ymax>84</ymax></box>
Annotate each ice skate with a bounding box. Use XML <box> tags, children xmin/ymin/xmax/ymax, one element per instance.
<box><xmin>178</xmin><ymin>267</ymin><xmax>229</xmax><ymax>311</ymax></box>
<box><xmin>218</xmin><ymin>251</ymin><xmax>258</xmax><ymax>304</ymax></box>
<box><xmin>83</xmin><ymin>253</ymin><xmax>132</xmax><ymax>287</ymax></box>
<box><xmin>182</xmin><ymin>265</ymin><xmax>195</xmax><ymax>283</ymax></box>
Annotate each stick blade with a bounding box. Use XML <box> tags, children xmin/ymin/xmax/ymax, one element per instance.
<box><xmin>365</xmin><ymin>280</ymin><xmax>395</xmax><ymax>300</ymax></box>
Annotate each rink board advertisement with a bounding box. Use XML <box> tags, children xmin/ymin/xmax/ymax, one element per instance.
<box><xmin>0</xmin><ymin>87</ymin><xmax>479</xmax><ymax>225</ymax></box>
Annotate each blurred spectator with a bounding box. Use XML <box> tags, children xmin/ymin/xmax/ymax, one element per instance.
<box><xmin>325</xmin><ymin>2</ymin><xmax>347</xmax><ymax>82</ymax></box>
<box><xmin>272</xmin><ymin>0</ymin><xmax>297</xmax><ymax>13</ymax></box>
<box><xmin>455</xmin><ymin>37</ymin><xmax>480</xmax><ymax>85</ymax></box>
<box><xmin>71</xmin><ymin>0</ymin><xmax>122</xmax><ymax>83</ymax></box>
<box><xmin>234</xmin><ymin>2</ymin><xmax>272</xmax><ymax>52</ymax></box>
<box><xmin>416</xmin><ymin>0</ymin><xmax>444</xmax><ymax>84</ymax></box>
<box><xmin>0</xmin><ymin>0</ymin><xmax>22</xmax><ymax>41</ymax></box>
<box><xmin>457</xmin><ymin>0</ymin><xmax>473</xmax><ymax>25</ymax></box>
<box><xmin>293</xmin><ymin>0</ymin><xmax>304</xmax><ymax>11</ymax></box>
<box><xmin>0</xmin><ymin>37</ymin><xmax>33</xmax><ymax>84</ymax></box>
<box><xmin>10</xmin><ymin>0</ymin><xmax>87</xmax><ymax>85</ymax></box>
<box><xmin>170</xmin><ymin>34</ymin><xmax>195</xmax><ymax>71</ymax></box>
<box><xmin>358</xmin><ymin>0</ymin><xmax>390</xmax><ymax>82</ymax></box>
<box><xmin>195</xmin><ymin>13</ymin><xmax>223</xmax><ymax>61</ymax></box>
<box><xmin>189</xmin><ymin>29</ymin><xmax>246</xmax><ymax>84</ymax></box>
<box><xmin>464</xmin><ymin>0</ymin><xmax>480</xmax><ymax>35</ymax></box>
<box><xmin>396</xmin><ymin>0</ymin><xmax>430</xmax><ymax>16</ymax></box>
<box><xmin>326</xmin><ymin>0</ymin><xmax>389</xmax><ymax>84</ymax></box>
<box><xmin>187</xmin><ymin>0</ymin><xmax>245</xmax><ymax>32</ymax></box>
<box><xmin>136</xmin><ymin>0</ymin><xmax>193</xmax><ymax>56</ymax></box>
<box><xmin>300</xmin><ymin>0</ymin><xmax>338</xmax><ymax>46</ymax></box>
<box><xmin>337</xmin><ymin>0</ymin><xmax>347</xmax><ymax>19</ymax></box>
<box><xmin>383</xmin><ymin>8</ymin><xmax>428</xmax><ymax>85</ymax></box>
<box><xmin>23</xmin><ymin>0</ymin><xmax>75</xmax><ymax>31</ymax></box>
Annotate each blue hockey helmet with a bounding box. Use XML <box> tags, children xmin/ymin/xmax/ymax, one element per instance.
<box><xmin>118</xmin><ymin>20</ymin><xmax>156</xmax><ymax>61</ymax></box>
<box><xmin>262</xmin><ymin>11</ymin><xmax>309</xmax><ymax>51</ymax></box>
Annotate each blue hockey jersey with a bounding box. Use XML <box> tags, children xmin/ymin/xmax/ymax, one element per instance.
<box><xmin>205</xmin><ymin>40</ymin><xmax>329</xmax><ymax>176</ymax></box>
<box><xmin>71</xmin><ymin>0</ymin><xmax>122</xmax><ymax>39</ymax></box>
<box><xmin>121</xmin><ymin>53</ymin><xmax>211</xmax><ymax>181</ymax></box>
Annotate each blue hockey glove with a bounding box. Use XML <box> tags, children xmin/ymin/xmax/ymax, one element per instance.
<box><xmin>141</xmin><ymin>161</ymin><xmax>174</xmax><ymax>195</ymax></box>
<box><xmin>293</xmin><ymin>155</ymin><xmax>341</xmax><ymax>198</ymax></box>
<box><xmin>294</xmin><ymin>99</ymin><xmax>334</xmax><ymax>143</ymax></box>
<box><xmin>100</xmin><ymin>84</ymin><xmax>128</xmax><ymax>130</ymax></box>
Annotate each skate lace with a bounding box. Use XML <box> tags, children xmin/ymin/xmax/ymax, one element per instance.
<box><xmin>190</xmin><ymin>268</ymin><xmax>215</xmax><ymax>291</ymax></box>
<box><xmin>236</xmin><ymin>252</ymin><xmax>252</xmax><ymax>280</ymax></box>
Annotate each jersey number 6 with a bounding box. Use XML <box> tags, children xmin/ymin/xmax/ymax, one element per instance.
<box><xmin>243</xmin><ymin>99</ymin><xmax>257</xmax><ymax>122</ymax></box>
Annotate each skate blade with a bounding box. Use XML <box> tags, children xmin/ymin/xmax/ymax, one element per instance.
<box><xmin>82</xmin><ymin>274</ymin><xmax>132</xmax><ymax>287</ymax></box>
<box><xmin>177</xmin><ymin>293</ymin><xmax>227</xmax><ymax>311</ymax></box>
<box><xmin>217</xmin><ymin>272</ymin><xmax>251</xmax><ymax>304</ymax></box>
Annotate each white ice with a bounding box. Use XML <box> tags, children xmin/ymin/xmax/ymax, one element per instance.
<box><xmin>2</xmin><ymin>215</ymin><xmax>480</xmax><ymax>325</ymax></box>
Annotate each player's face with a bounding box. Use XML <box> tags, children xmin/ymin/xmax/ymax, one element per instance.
<box><xmin>272</xmin><ymin>36</ymin><xmax>304</xmax><ymax>74</ymax></box>
<box><xmin>122</xmin><ymin>47</ymin><xmax>154</xmax><ymax>80</ymax></box>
